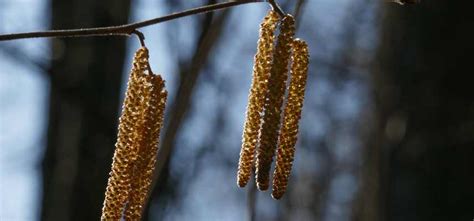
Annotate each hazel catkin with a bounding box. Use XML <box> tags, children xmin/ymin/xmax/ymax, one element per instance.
<box><xmin>101</xmin><ymin>47</ymin><xmax>167</xmax><ymax>220</ymax></box>
<box><xmin>101</xmin><ymin>54</ymin><xmax>145</xmax><ymax>220</ymax></box>
<box><xmin>124</xmin><ymin>51</ymin><xmax>167</xmax><ymax>221</ymax></box>
<box><xmin>237</xmin><ymin>10</ymin><xmax>279</xmax><ymax>188</ymax></box>
<box><xmin>271</xmin><ymin>39</ymin><xmax>309</xmax><ymax>199</ymax></box>
<box><xmin>255</xmin><ymin>14</ymin><xmax>295</xmax><ymax>191</ymax></box>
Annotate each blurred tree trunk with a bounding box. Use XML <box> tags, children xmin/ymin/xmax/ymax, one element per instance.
<box><xmin>143</xmin><ymin>2</ymin><xmax>233</xmax><ymax>220</ymax></box>
<box><xmin>355</xmin><ymin>1</ymin><xmax>474</xmax><ymax>221</ymax></box>
<box><xmin>41</xmin><ymin>0</ymin><xmax>131</xmax><ymax>220</ymax></box>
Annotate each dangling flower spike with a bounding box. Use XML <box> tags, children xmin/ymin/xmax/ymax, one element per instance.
<box><xmin>237</xmin><ymin>10</ymin><xmax>279</xmax><ymax>188</ymax></box>
<box><xmin>236</xmin><ymin>9</ymin><xmax>310</xmax><ymax>199</ymax></box>
<box><xmin>272</xmin><ymin>39</ymin><xmax>309</xmax><ymax>199</ymax></box>
<box><xmin>123</xmin><ymin>48</ymin><xmax>167</xmax><ymax>220</ymax></box>
<box><xmin>101</xmin><ymin>47</ymin><xmax>167</xmax><ymax>220</ymax></box>
<box><xmin>255</xmin><ymin>14</ymin><xmax>295</xmax><ymax>191</ymax></box>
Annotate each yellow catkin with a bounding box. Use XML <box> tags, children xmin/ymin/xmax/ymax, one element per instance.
<box><xmin>101</xmin><ymin>55</ymin><xmax>145</xmax><ymax>220</ymax></box>
<box><xmin>124</xmin><ymin>51</ymin><xmax>167</xmax><ymax>221</ymax></box>
<box><xmin>237</xmin><ymin>10</ymin><xmax>279</xmax><ymax>188</ymax></box>
<box><xmin>271</xmin><ymin>39</ymin><xmax>309</xmax><ymax>199</ymax></box>
<box><xmin>101</xmin><ymin>47</ymin><xmax>167</xmax><ymax>220</ymax></box>
<box><xmin>255</xmin><ymin>15</ymin><xmax>295</xmax><ymax>191</ymax></box>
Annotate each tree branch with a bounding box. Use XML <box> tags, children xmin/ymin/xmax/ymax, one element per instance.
<box><xmin>268</xmin><ymin>0</ymin><xmax>286</xmax><ymax>17</ymax></box>
<box><xmin>0</xmin><ymin>0</ymin><xmax>286</xmax><ymax>42</ymax></box>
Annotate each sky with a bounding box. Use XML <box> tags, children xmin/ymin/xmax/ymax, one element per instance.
<box><xmin>0</xmin><ymin>1</ymin><xmax>49</xmax><ymax>220</ymax></box>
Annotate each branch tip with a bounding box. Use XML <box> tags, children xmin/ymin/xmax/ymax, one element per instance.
<box><xmin>268</xmin><ymin>0</ymin><xmax>285</xmax><ymax>17</ymax></box>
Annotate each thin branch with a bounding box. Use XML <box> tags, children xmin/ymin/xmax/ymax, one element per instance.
<box><xmin>131</xmin><ymin>30</ymin><xmax>146</xmax><ymax>47</ymax></box>
<box><xmin>0</xmin><ymin>45</ymin><xmax>49</xmax><ymax>74</ymax></box>
<box><xmin>268</xmin><ymin>0</ymin><xmax>286</xmax><ymax>17</ymax></box>
<box><xmin>294</xmin><ymin>0</ymin><xmax>307</xmax><ymax>26</ymax></box>
<box><xmin>0</xmin><ymin>0</ymin><xmax>287</xmax><ymax>41</ymax></box>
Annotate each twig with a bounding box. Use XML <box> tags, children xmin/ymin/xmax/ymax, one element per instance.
<box><xmin>268</xmin><ymin>0</ymin><xmax>286</xmax><ymax>17</ymax></box>
<box><xmin>0</xmin><ymin>0</ymin><xmax>287</xmax><ymax>41</ymax></box>
<box><xmin>294</xmin><ymin>0</ymin><xmax>307</xmax><ymax>27</ymax></box>
<box><xmin>131</xmin><ymin>30</ymin><xmax>146</xmax><ymax>47</ymax></box>
<box><xmin>0</xmin><ymin>45</ymin><xmax>49</xmax><ymax>74</ymax></box>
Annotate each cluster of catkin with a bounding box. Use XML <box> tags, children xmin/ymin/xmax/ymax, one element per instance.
<box><xmin>101</xmin><ymin>47</ymin><xmax>167</xmax><ymax>220</ymax></box>
<box><xmin>237</xmin><ymin>10</ymin><xmax>310</xmax><ymax>199</ymax></box>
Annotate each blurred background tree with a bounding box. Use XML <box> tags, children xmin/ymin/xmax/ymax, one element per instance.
<box><xmin>41</xmin><ymin>0</ymin><xmax>131</xmax><ymax>220</ymax></box>
<box><xmin>354</xmin><ymin>1</ymin><xmax>474</xmax><ymax>221</ymax></box>
<box><xmin>0</xmin><ymin>0</ymin><xmax>473</xmax><ymax>221</ymax></box>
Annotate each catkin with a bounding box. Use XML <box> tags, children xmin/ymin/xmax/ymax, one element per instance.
<box><xmin>237</xmin><ymin>10</ymin><xmax>279</xmax><ymax>188</ymax></box>
<box><xmin>101</xmin><ymin>47</ymin><xmax>167</xmax><ymax>220</ymax></box>
<box><xmin>271</xmin><ymin>39</ymin><xmax>309</xmax><ymax>199</ymax></box>
<box><xmin>255</xmin><ymin>15</ymin><xmax>295</xmax><ymax>191</ymax></box>
<box><xmin>101</xmin><ymin>56</ymin><xmax>145</xmax><ymax>220</ymax></box>
<box><xmin>124</xmin><ymin>53</ymin><xmax>167</xmax><ymax>220</ymax></box>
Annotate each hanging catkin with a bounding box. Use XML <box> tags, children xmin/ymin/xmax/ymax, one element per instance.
<box><xmin>255</xmin><ymin>14</ymin><xmax>295</xmax><ymax>191</ymax></box>
<box><xmin>237</xmin><ymin>10</ymin><xmax>279</xmax><ymax>188</ymax></box>
<box><xmin>101</xmin><ymin>47</ymin><xmax>167</xmax><ymax>220</ymax></box>
<box><xmin>271</xmin><ymin>39</ymin><xmax>309</xmax><ymax>199</ymax></box>
<box><xmin>101</xmin><ymin>54</ymin><xmax>145</xmax><ymax>220</ymax></box>
<box><xmin>124</xmin><ymin>50</ymin><xmax>167</xmax><ymax>221</ymax></box>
